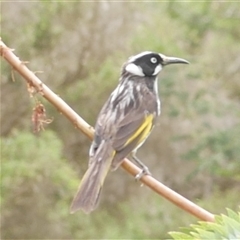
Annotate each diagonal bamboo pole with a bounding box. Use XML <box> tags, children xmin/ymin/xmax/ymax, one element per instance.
<box><xmin>0</xmin><ymin>39</ymin><xmax>215</xmax><ymax>222</ymax></box>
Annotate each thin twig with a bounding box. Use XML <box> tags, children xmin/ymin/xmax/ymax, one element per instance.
<box><xmin>0</xmin><ymin>40</ymin><xmax>215</xmax><ymax>222</ymax></box>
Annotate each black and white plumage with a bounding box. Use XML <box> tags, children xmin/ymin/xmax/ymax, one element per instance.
<box><xmin>70</xmin><ymin>51</ymin><xmax>189</xmax><ymax>213</ymax></box>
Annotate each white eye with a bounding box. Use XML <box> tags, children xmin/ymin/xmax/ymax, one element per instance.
<box><xmin>150</xmin><ymin>57</ymin><xmax>157</xmax><ymax>64</ymax></box>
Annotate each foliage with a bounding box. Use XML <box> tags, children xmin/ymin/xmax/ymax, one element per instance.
<box><xmin>184</xmin><ymin>125</ymin><xmax>240</xmax><ymax>178</ymax></box>
<box><xmin>1</xmin><ymin>130</ymin><xmax>78</xmax><ymax>238</ymax></box>
<box><xmin>170</xmin><ymin>209</ymin><xmax>240</xmax><ymax>240</ymax></box>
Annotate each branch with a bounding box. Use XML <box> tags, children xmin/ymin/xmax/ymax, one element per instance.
<box><xmin>0</xmin><ymin>39</ymin><xmax>215</xmax><ymax>222</ymax></box>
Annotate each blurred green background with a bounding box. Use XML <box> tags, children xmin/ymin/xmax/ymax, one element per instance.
<box><xmin>1</xmin><ymin>1</ymin><xmax>240</xmax><ymax>239</ymax></box>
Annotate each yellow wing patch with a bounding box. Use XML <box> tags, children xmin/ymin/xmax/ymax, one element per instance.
<box><xmin>124</xmin><ymin>114</ymin><xmax>154</xmax><ymax>147</ymax></box>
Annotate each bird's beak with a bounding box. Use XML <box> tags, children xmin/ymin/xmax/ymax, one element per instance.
<box><xmin>160</xmin><ymin>54</ymin><xmax>189</xmax><ymax>66</ymax></box>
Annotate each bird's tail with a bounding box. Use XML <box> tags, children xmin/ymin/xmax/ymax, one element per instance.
<box><xmin>70</xmin><ymin>142</ymin><xmax>115</xmax><ymax>214</ymax></box>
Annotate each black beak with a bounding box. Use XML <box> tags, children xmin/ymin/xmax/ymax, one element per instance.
<box><xmin>160</xmin><ymin>54</ymin><xmax>189</xmax><ymax>65</ymax></box>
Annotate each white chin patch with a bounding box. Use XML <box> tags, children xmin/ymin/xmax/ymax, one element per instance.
<box><xmin>125</xmin><ymin>63</ymin><xmax>144</xmax><ymax>76</ymax></box>
<box><xmin>153</xmin><ymin>64</ymin><xmax>163</xmax><ymax>75</ymax></box>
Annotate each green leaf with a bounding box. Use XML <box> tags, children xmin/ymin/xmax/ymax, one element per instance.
<box><xmin>221</xmin><ymin>214</ymin><xmax>240</xmax><ymax>238</ymax></box>
<box><xmin>170</xmin><ymin>231</ymin><xmax>193</xmax><ymax>239</ymax></box>
<box><xmin>226</xmin><ymin>208</ymin><xmax>240</xmax><ymax>222</ymax></box>
<box><xmin>195</xmin><ymin>228</ymin><xmax>218</xmax><ymax>239</ymax></box>
<box><xmin>169</xmin><ymin>210</ymin><xmax>240</xmax><ymax>240</ymax></box>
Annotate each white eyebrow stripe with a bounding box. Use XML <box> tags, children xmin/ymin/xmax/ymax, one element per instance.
<box><xmin>128</xmin><ymin>51</ymin><xmax>153</xmax><ymax>63</ymax></box>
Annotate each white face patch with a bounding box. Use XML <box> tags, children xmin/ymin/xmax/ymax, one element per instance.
<box><xmin>153</xmin><ymin>64</ymin><xmax>163</xmax><ymax>75</ymax></box>
<box><xmin>125</xmin><ymin>63</ymin><xmax>145</xmax><ymax>76</ymax></box>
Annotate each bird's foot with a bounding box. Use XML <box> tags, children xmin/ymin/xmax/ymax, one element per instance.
<box><xmin>135</xmin><ymin>166</ymin><xmax>151</xmax><ymax>180</ymax></box>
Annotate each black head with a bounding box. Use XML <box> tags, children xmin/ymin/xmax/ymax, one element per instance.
<box><xmin>125</xmin><ymin>51</ymin><xmax>189</xmax><ymax>77</ymax></box>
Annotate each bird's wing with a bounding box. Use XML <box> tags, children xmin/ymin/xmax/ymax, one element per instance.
<box><xmin>110</xmin><ymin>108</ymin><xmax>155</xmax><ymax>169</ymax></box>
<box><xmin>112</xmin><ymin>110</ymin><xmax>154</xmax><ymax>151</ymax></box>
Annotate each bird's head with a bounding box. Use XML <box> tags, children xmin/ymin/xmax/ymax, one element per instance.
<box><xmin>125</xmin><ymin>51</ymin><xmax>189</xmax><ymax>77</ymax></box>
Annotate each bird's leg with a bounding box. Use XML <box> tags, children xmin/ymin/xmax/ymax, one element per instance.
<box><xmin>131</xmin><ymin>153</ymin><xmax>151</xmax><ymax>180</ymax></box>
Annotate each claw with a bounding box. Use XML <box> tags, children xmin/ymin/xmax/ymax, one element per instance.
<box><xmin>135</xmin><ymin>166</ymin><xmax>151</xmax><ymax>180</ymax></box>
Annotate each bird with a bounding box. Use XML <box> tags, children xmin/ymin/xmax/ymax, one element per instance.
<box><xmin>70</xmin><ymin>51</ymin><xmax>189</xmax><ymax>214</ymax></box>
